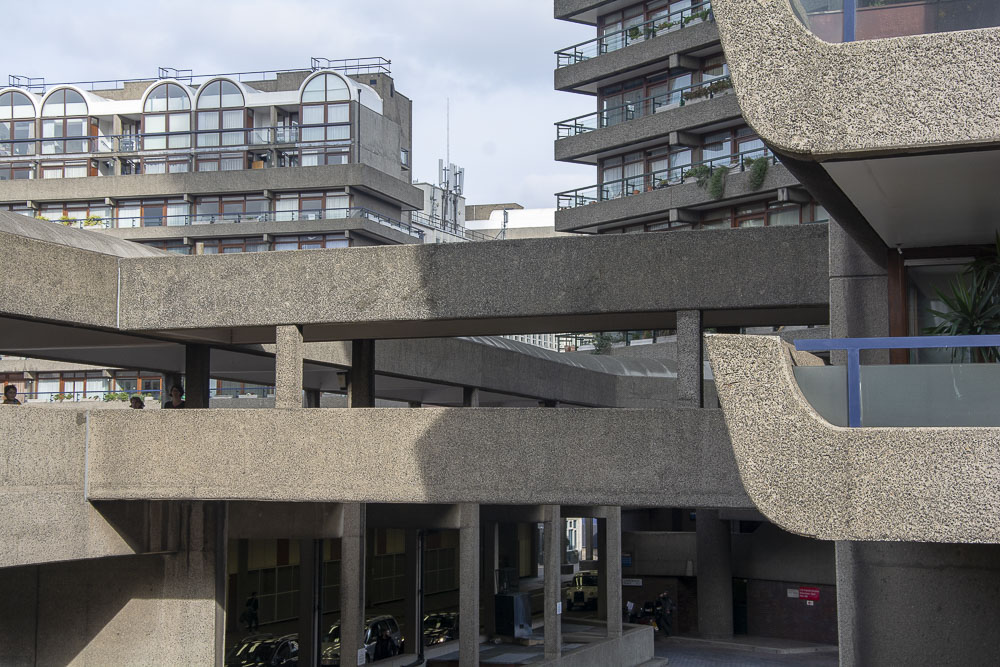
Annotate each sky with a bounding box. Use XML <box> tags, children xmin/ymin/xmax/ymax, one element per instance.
<box><xmin>2</xmin><ymin>0</ymin><xmax>597</xmax><ymax>208</ymax></box>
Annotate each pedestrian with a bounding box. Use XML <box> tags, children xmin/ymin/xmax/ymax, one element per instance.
<box><xmin>3</xmin><ymin>385</ymin><xmax>21</xmax><ymax>405</ymax></box>
<box><xmin>163</xmin><ymin>384</ymin><xmax>185</xmax><ymax>409</ymax></box>
<box><xmin>244</xmin><ymin>591</ymin><xmax>259</xmax><ymax>632</ymax></box>
<box><xmin>655</xmin><ymin>590</ymin><xmax>674</xmax><ymax>636</ymax></box>
<box><xmin>130</xmin><ymin>396</ymin><xmax>145</xmax><ymax>409</ymax></box>
<box><xmin>373</xmin><ymin>628</ymin><xmax>397</xmax><ymax>659</ymax></box>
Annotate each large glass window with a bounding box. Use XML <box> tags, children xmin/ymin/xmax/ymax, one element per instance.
<box><xmin>300</xmin><ymin>73</ymin><xmax>351</xmax><ymax>164</ymax></box>
<box><xmin>41</xmin><ymin>89</ymin><xmax>89</xmax><ymax>154</ymax></box>
<box><xmin>197</xmin><ymin>80</ymin><xmax>246</xmax><ymax>148</ymax></box>
<box><xmin>0</xmin><ymin>91</ymin><xmax>35</xmax><ymax>157</ymax></box>
<box><xmin>143</xmin><ymin>83</ymin><xmax>192</xmax><ymax>150</ymax></box>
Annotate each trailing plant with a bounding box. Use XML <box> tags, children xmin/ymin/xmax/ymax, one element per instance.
<box><xmin>924</xmin><ymin>232</ymin><xmax>1000</xmax><ymax>362</ymax></box>
<box><xmin>34</xmin><ymin>215</ymin><xmax>50</xmax><ymax>222</ymax></box>
<box><xmin>683</xmin><ymin>164</ymin><xmax>713</xmax><ymax>187</ymax></box>
<box><xmin>745</xmin><ymin>157</ymin><xmax>770</xmax><ymax>191</ymax></box>
<box><xmin>707</xmin><ymin>165</ymin><xmax>727</xmax><ymax>199</ymax></box>
<box><xmin>681</xmin><ymin>77</ymin><xmax>732</xmax><ymax>102</ymax></box>
<box><xmin>58</xmin><ymin>215</ymin><xmax>76</xmax><ymax>226</ymax></box>
<box><xmin>591</xmin><ymin>333</ymin><xmax>618</xmax><ymax>355</ymax></box>
<box><xmin>628</xmin><ymin>26</ymin><xmax>641</xmax><ymax>41</ymax></box>
<box><xmin>83</xmin><ymin>215</ymin><xmax>105</xmax><ymax>227</ymax></box>
<box><xmin>103</xmin><ymin>391</ymin><xmax>131</xmax><ymax>402</ymax></box>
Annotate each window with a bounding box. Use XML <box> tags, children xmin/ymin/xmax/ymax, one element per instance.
<box><xmin>300</xmin><ymin>73</ymin><xmax>352</xmax><ymax>163</ymax></box>
<box><xmin>196</xmin><ymin>153</ymin><xmax>245</xmax><ymax>172</ymax></box>
<box><xmin>274</xmin><ymin>192</ymin><xmax>349</xmax><ymax>222</ymax></box>
<box><xmin>41</xmin><ymin>89</ymin><xmax>90</xmax><ymax>154</ymax></box>
<box><xmin>143</xmin><ymin>83</ymin><xmax>192</xmax><ymax>150</ymax></box>
<box><xmin>39</xmin><ymin>160</ymin><xmax>88</xmax><ymax>179</ymax></box>
<box><xmin>0</xmin><ymin>162</ymin><xmax>32</xmax><ymax>180</ymax></box>
<box><xmin>143</xmin><ymin>156</ymin><xmax>190</xmax><ymax>174</ymax></box>
<box><xmin>144</xmin><ymin>239</ymin><xmax>191</xmax><ymax>254</ymax></box>
<box><xmin>0</xmin><ymin>90</ymin><xmax>35</xmax><ymax>157</ymax></box>
<box><xmin>273</xmin><ymin>233</ymin><xmax>348</xmax><ymax>251</ymax></box>
<box><xmin>197</xmin><ymin>80</ymin><xmax>246</xmax><ymax>148</ymax></box>
<box><xmin>202</xmin><ymin>238</ymin><xmax>270</xmax><ymax>254</ymax></box>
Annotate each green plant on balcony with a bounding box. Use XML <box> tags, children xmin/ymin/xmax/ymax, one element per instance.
<box><xmin>82</xmin><ymin>215</ymin><xmax>104</xmax><ymax>227</ymax></box>
<box><xmin>58</xmin><ymin>215</ymin><xmax>76</xmax><ymax>226</ymax></box>
<box><xmin>683</xmin><ymin>164</ymin><xmax>713</xmax><ymax>187</ymax></box>
<box><xmin>744</xmin><ymin>157</ymin><xmax>770</xmax><ymax>190</ymax></box>
<box><xmin>707</xmin><ymin>166</ymin><xmax>727</xmax><ymax>199</ymax></box>
<box><xmin>52</xmin><ymin>393</ymin><xmax>71</xmax><ymax>402</ymax></box>
<box><xmin>592</xmin><ymin>332</ymin><xmax>618</xmax><ymax>355</ymax></box>
<box><xmin>34</xmin><ymin>215</ymin><xmax>49</xmax><ymax>222</ymax></box>
<box><xmin>102</xmin><ymin>391</ymin><xmax>130</xmax><ymax>402</ymax></box>
<box><xmin>681</xmin><ymin>77</ymin><xmax>732</xmax><ymax>102</ymax></box>
<box><xmin>924</xmin><ymin>233</ymin><xmax>1000</xmax><ymax>362</ymax></box>
<box><xmin>628</xmin><ymin>26</ymin><xmax>642</xmax><ymax>41</ymax></box>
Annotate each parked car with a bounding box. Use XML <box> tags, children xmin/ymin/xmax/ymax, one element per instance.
<box><xmin>320</xmin><ymin>615</ymin><xmax>402</xmax><ymax>665</ymax></box>
<box><xmin>225</xmin><ymin>634</ymin><xmax>299</xmax><ymax>667</ymax></box>
<box><xmin>423</xmin><ymin>612</ymin><xmax>459</xmax><ymax>645</ymax></box>
<box><xmin>565</xmin><ymin>570</ymin><xmax>599</xmax><ymax>610</ymax></box>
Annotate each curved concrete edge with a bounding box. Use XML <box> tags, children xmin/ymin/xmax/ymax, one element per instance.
<box><xmin>711</xmin><ymin>0</ymin><xmax>1000</xmax><ymax>159</ymax></box>
<box><xmin>705</xmin><ymin>334</ymin><xmax>1000</xmax><ymax>543</ymax></box>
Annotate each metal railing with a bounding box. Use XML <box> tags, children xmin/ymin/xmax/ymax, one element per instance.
<box><xmin>795</xmin><ymin>335</ymin><xmax>1000</xmax><ymax>427</ymax></box>
<box><xmin>7</xmin><ymin>58</ymin><xmax>391</xmax><ymax>93</ymax></box>
<box><xmin>556</xmin><ymin>2</ymin><xmax>713</xmax><ymax>67</ymax></box>
<box><xmin>22</xmin><ymin>389</ymin><xmax>163</xmax><ymax>403</ymax></box>
<box><xmin>555</xmin><ymin>76</ymin><xmax>733</xmax><ymax>138</ymax></box>
<box><xmin>556</xmin><ymin>147</ymin><xmax>775</xmax><ymax>209</ymax></box>
<box><xmin>0</xmin><ymin>123</ymin><xmax>350</xmax><ymax>158</ymax></box>
<box><xmin>409</xmin><ymin>211</ymin><xmax>495</xmax><ymax>242</ymax></box>
<box><xmin>48</xmin><ymin>207</ymin><xmax>424</xmax><ymax>240</ymax></box>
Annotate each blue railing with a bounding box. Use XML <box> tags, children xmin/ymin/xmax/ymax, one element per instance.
<box><xmin>794</xmin><ymin>335</ymin><xmax>1000</xmax><ymax>427</ymax></box>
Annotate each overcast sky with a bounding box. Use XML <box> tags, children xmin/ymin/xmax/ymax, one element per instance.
<box><xmin>3</xmin><ymin>1</ymin><xmax>596</xmax><ymax>208</ymax></box>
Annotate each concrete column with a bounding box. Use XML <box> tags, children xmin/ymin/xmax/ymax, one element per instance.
<box><xmin>348</xmin><ymin>340</ymin><xmax>375</xmax><ymax>408</ymax></box>
<box><xmin>829</xmin><ymin>219</ymin><xmax>889</xmax><ymax>365</ymax></box>
<box><xmin>696</xmin><ymin>509</ymin><xmax>733</xmax><ymax>639</ymax></box>
<box><xmin>275</xmin><ymin>325</ymin><xmax>304</xmax><ymax>409</ymax></box>
<box><xmin>598</xmin><ymin>507</ymin><xmax>623</xmax><ymax>638</ymax></box>
<box><xmin>459</xmin><ymin>503</ymin><xmax>480</xmax><ymax>666</ymax></box>
<box><xmin>304</xmin><ymin>389</ymin><xmax>321</xmax><ymax>409</ymax></box>
<box><xmin>583</xmin><ymin>519</ymin><xmax>593</xmax><ymax>561</ymax></box>
<box><xmin>340</xmin><ymin>503</ymin><xmax>366</xmax><ymax>667</ymax></box>
<box><xmin>298</xmin><ymin>539</ymin><xmax>322</xmax><ymax>667</ymax></box>
<box><xmin>543</xmin><ymin>504</ymin><xmax>562</xmax><ymax>660</ymax></box>
<box><xmin>480</xmin><ymin>520</ymin><xmax>499</xmax><ymax>638</ymax></box>
<box><xmin>232</xmin><ymin>539</ymin><xmax>250</xmax><ymax>635</ymax></box>
<box><xmin>463</xmin><ymin>386</ymin><xmax>480</xmax><ymax>407</ymax></box>
<box><xmin>676</xmin><ymin>309</ymin><xmax>703</xmax><ymax>408</ymax></box>
<box><xmin>401</xmin><ymin>529</ymin><xmax>421</xmax><ymax>655</ymax></box>
<box><xmin>185</xmin><ymin>344</ymin><xmax>211</xmax><ymax>409</ymax></box>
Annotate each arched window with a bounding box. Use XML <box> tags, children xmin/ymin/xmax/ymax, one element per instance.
<box><xmin>196</xmin><ymin>80</ymin><xmax>245</xmax><ymax>147</ymax></box>
<box><xmin>0</xmin><ymin>90</ymin><xmax>35</xmax><ymax>157</ymax></box>
<box><xmin>143</xmin><ymin>83</ymin><xmax>191</xmax><ymax>152</ymax></box>
<box><xmin>40</xmin><ymin>89</ymin><xmax>89</xmax><ymax>154</ymax></box>
<box><xmin>300</xmin><ymin>74</ymin><xmax>351</xmax><ymax>166</ymax></box>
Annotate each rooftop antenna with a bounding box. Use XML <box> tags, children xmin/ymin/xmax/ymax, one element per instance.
<box><xmin>446</xmin><ymin>97</ymin><xmax>450</xmax><ymax>169</ymax></box>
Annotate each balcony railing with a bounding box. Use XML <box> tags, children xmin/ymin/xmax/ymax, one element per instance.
<box><xmin>0</xmin><ymin>123</ymin><xmax>349</xmax><ymax>159</ymax></box>
<box><xmin>556</xmin><ymin>147</ymin><xmax>775</xmax><ymax>209</ymax></box>
<box><xmin>555</xmin><ymin>2</ymin><xmax>713</xmax><ymax>68</ymax></box>
<box><xmin>794</xmin><ymin>335</ymin><xmax>1000</xmax><ymax>427</ymax></box>
<box><xmin>47</xmin><ymin>207</ymin><xmax>425</xmax><ymax>240</ymax></box>
<box><xmin>20</xmin><ymin>386</ymin><xmax>278</xmax><ymax>403</ymax></box>
<box><xmin>409</xmin><ymin>210</ymin><xmax>495</xmax><ymax>242</ymax></box>
<box><xmin>555</xmin><ymin>76</ymin><xmax>733</xmax><ymax>139</ymax></box>
<box><xmin>794</xmin><ymin>0</ymin><xmax>1000</xmax><ymax>43</ymax></box>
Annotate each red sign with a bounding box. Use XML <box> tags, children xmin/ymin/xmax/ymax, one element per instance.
<box><xmin>799</xmin><ymin>587</ymin><xmax>820</xmax><ymax>601</ymax></box>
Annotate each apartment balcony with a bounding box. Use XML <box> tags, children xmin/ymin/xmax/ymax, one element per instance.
<box><xmin>711</xmin><ymin>0</ymin><xmax>1000</xmax><ymax>249</ymax></box>
<box><xmin>556</xmin><ymin>7</ymin><xmax>719</xmax><ymax>94</ymax></box>
<box><xmin>555</xmin><ymin>77</ymin><xmax>739</xmax><ymax>164</ymax></box>
<box><xmin>795</xmin><ymin>0</ymin><xmax>1000</xmax><ymax>43</ymax></box>
<box><xmin>555</xmin><ymin>152</ymin><xmax>798</xmax><ymax>233</ymax></box>
<box><xmin>706</xmin><ymin>334</ymin><xmax>1000</xmax><ymax>544</ymax></box>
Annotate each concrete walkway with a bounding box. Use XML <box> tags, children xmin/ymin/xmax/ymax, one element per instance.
<box><xmin>655</xmin><ymin>635</ymin><xmax>838</xmax><ymax>666</ymax></box>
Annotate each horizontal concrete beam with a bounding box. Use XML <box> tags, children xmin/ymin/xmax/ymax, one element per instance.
<box><xmin>118</xmin><ymin>225</ymin><xmax>828</xmax><ymax>339</ymax></box>
<box><xmin>706</xmin><ymin>334</ymin><xmax>1000</xmax><ymax>543</ymax></box>
<box><xmin>85</xmin><ymin>407</ymin><xmax>751</xmax><ymax>509</ymax></box>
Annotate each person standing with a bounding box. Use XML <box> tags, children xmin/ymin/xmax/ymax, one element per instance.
<box><xmin>129</xmin><ymin>396</ymin><xmax>145</xmax><ymax>409</ymax></box>
<box><xmin>3</xmin><ymin>385</ymin><xmax>21</xmax><ymax>405</ymax></box>
<box><xmin>244</xmin><ymin>591</ymin><xmax>259</xmax><ymax>632</ymax></box>
<box><xmin>163</xmin><ymin>384</ymin><xmax>185</xmax><ymax>409</ymax></box>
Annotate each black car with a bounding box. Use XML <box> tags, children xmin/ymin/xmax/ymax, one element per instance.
<box><xmin>423</xmin><ymin>612</ymin><xmax>458</xmax><ymax>646</ymax></box>
<box><xmin>320</xmin><ymin>615</ymin><xmax>402</xmax><ymax>665</ymax></box>
<box><xmin>225</xmin><ymin>634</ymin><xmax>299</xmax><ymax>667</ymax></box>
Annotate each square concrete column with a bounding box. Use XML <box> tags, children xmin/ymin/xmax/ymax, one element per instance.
<box><xmin>401</xmin><ymin>529</ymin><xmax>421</xmax><ymax>655</ymax></box>
<box><xmin>348</xmin><ymin>340</ymin><xmax>375</xmax><ymax>408</ymax></box>
<box><xmin>696</xmin><ymin>509</ymin><xmax>733</xmax><ymax>639</ymax></box>
<box><xmin>463</xmin><ymin>386</ymin><xmax>480</xmax><ymax>407</ymax></box>
<box><xmin>459</xmin><ymin>503</ymin><xmax>480</xmax><ymax>666</ymax></box>
<box><xmin>185</xmin><ymin>344</ymin><xmax>211</xmax><ymax>409</ymax></box>
<box><xmin>275</xmin><ymin>325</ymin><xmax>304</xmax><ymax>409</ymax></box>
<box><xmin>597</xmin><ymin>507</ymin><xmax>623</xmax><ymax>638</ymax></box>
<box><xmin>676</xmin><ymin>309</ymin><xmax>703</xmax><ymax>408</ymax></box>
<box><xmin>340</xmin><ymin>503</ymin><xmax>366</xmax><ymax>667</ymax></box>
<box><xmin>480</xmin><ymin>520</ymin><xmax>499</xmax><ymax>639</ymax></box>
<box><xmin>298</xmin><ymin>539</ymin><xmax>322</xmax><ymax>667</ymax></box>
<box><xmin>543</xmin><ymin>504</ymin><xmax>562</xmax><ymax>660</ymax></box>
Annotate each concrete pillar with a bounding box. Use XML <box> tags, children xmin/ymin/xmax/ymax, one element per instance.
<box><xmin>696</xmin><ymin>509</ymin><xmax>733</xmax><ymax>639</ymax></box>
<box><xmin>459</xmin><ymin>503</ymin><xmax>480</xmax><ymax>666</ymax></box>
<box><xmin>463</xmin><ymin>386</ymin><xmax>480</xmax><ymax>407</ymax></box>
<box><xmin>480</xmin><ymin>520</ymin><xmax>499</xmax><ymax>638</ymax></box>
<box><xmin>829</xmin><ymin>219</ymin><xmax>889</xmax><ymax>365</ymax></box>
<box><xmin>583</xmin><ymin>519</ymin><xmax>593</xmax><ymax>561</ymax></box>
<box><xmin>185</xmin><ymin>344</ymin><xmax>211</xmax><ymax>409</ymax></box>
<box><xmin>598</xmin><ymin>507</ymin><xmax>623</xmax><ymax>638</ymax></box>
<box><xmin>543</xmin><ymin>504</ymin><xmax>562</xmax><ymax>660</ymax></box>
<box><xmin>340</xmin><ymin>503</ymin><xmax>366</xmax><ymax>667</ymax></box>
<box><xmin>401</xmin><ymin>529</ymin><xmax>421</xmax><ymax>655</ymax></box>
<box><xmin>298</xmin><ymin>539</ymin><xmax>322</xmax><ymax>667</ymax></box>
<box><xmin>676</xmin><ymin>309</ymin><xmax>703</xmax><ymax>408</ymax></box>
<box><xmin>348</xmin><ymin>340</ymin><xmax>375</xmax><ymax>408</ymax></box>
<box><xmin>304</xmin><ymin>389</ymin><xmax>321</xmax><ymax>408</ymax></box>
<box><xmin>274</xmin><ymin>325</ymin><xmax>304</xmax><ymax>409</ymax></box>
<box><xmin>232</xmin><ymin>539</ymin><xmax>250</xmax><ymax>635</ymax></box>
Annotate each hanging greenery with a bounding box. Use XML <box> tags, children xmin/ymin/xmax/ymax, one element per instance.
<box><xmin>924</xmin><ymin>233</ymin><xmax>1000</xmax><ymax>362</ymax></box>
<box><xmin>707</xmin><ymin>166</ymin><xmax>727</xmax><ymax>199</ymax></box>
<box><xmin>745</xmin><ymin>157</ymin><xmax>770</xmax><ymax>191</ymax></box>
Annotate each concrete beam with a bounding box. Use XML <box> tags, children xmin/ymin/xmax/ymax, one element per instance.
<box><xmin>669</xmin><ymin>53</ymin><xmax>701</xmax><ymax>70</ymax></box>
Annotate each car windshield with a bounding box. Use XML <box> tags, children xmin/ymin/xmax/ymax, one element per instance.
<box><xmin>424</xmin><ymin>615</ymin><xmax>454</xmax><ymax>630</ymax></box>
<box><xmin>577</xmin><ymin>575</ymin><xmax>599</xmax><ymax>587</ymax></box>
<box><xmin>226</xmin><ymin>639</ymin><xmax>275</xmax><ymax>662</ymax></box>
<box><xmin>324</xmin><ymin>625</ymin><xmax>340</xmax><ymax>643</ymax></box>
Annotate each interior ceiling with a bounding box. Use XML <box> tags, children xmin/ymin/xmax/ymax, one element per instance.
<box><xmin>824</xmin><ymin>149</ymin><xmax>1000</xmax><ymax>248</ymax></box>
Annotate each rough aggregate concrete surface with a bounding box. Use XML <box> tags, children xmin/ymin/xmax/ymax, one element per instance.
<box><xmin>706</xmin><ymin>334</ymin><xmax>1000</xmax><ymax>543</ymax></box>
<box><xmin>712</xmin><ymin>0</ymin><xmax>1000</xmax><ymax>158</ymax></box>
